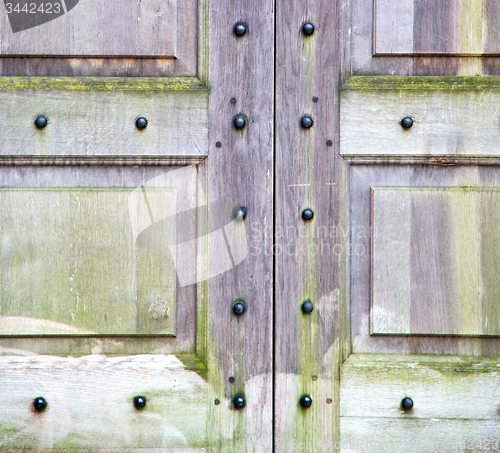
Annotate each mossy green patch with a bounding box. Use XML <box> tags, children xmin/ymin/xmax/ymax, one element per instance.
<box><xmin>0</xmin><ymin>77</ymin><xmax>208</xmax><ymax>92</ymax></box>
<box><xmin>342</xmin><ymin>76</ymin><xmax>500</xmax><ymax>92</ymax></box>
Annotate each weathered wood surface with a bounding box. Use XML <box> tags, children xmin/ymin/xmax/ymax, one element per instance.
<box><xmin>274</xmin><ymin>0</ymin><xmax>350</xmax><ymax>450</ymax></box>
<box><xmin>340</xmin><ymin>354</ymin><xmax>500</xmax><ymax>452</ymax></box>
<box><xmin>375</xmin><ymin>0</ymin><xmax>500</xmax><ymax>55</ymax></box>
<box><xmin>205</xmin><ymin>0</ymin><xmax>274</xmax><ymax>449</ymax></box>
<box><xmin>0</xmin><ymin>165</ymin><xmax>198</xmax><ymax>355</ymax></box>
<box><xmin>0</xmin><ymin>0</ymin><xmax>180</xmax><ymax>57</ymax></box>
<box><xmin>0</xmin><ymin>188</ymin><xmax>176</xmax><ymax>336</ymax></box>
<box><xmin>0</xmin><ymin>77</ymin><xmax>208</xmax><ymax>157</ymax></box>
<box><xmin>350</xmin><ymin>164</ymin><xmax>500</xmax><ymax>355</ymax></box>
<box><xmin>372</xmin><ymin>187</ymin><xmax>500</xmax><ymax>336</ymax></box>
<box><xmin>341</xmin><ymin>76</ymin><xmax>500</xmax><ymax>158</ymax></box>
<box><xmin>0</xmin><ymin>354</ymin><xmax>208</xmax><ymax>451</ymax></box>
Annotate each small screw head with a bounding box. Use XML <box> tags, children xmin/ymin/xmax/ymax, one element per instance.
<box><xmin>234</xmin><ymin>207</ymin><xmax>247</xmax><ymax>221</ymax></box>
<box><xmin>33</xmin><ymin>397</ymin><xmax>47</xmax><ymax>412</ymax></box>
<box><xmin>234</xmin><ymin>22</ymin><xmax>247</xmax><ymax>36</ymax></box>
<box><xmin>300</xmin><ymin>116</ymin><xmax>314</xmax><ymax>129</ymax></box>
<box><xmin>299</xmin><ymin>395</ymin><xmax>312</xmax><ymax>408</ymax></box>
<box><xmin>302</xmin><ymin>23</ymin><xmax>315</xmax><ymax>35</ymax></box>
<box><xmin>134</xmin><ymin>396</ymin><xmax>147</xmax><ymax>409</ymax></box>
<box><xmin>401</xmin><ymin>117</ymin><xmax>413</xmax><ymax>129</ymax></box>
<box><xmin>302</xmin><ymin>208</ymin><xmax>314</xmax><ymax>221</ymax></box>
<box><xmin>233</xmin><ymin>396</ymin><xmax>246</xmax><ymax>409</ymax></box>
<box><xmin>234</xmin><ymin>115</ymin><xmax>247</xmax><ymax>129</ymax></box>
<box><xmin>401</xmin><ymin>397</ymin><xmax>413</xmax><ymax>410</ymax></box>
<box><xmin>301</xmin><ymin>300</ymin><xmax>314</xmax><ymax>313</ymax></box>
<box><xmin>233</xmin><ymin>301</ymin><xmax>246</xmax><ymax>315</ymax></box>
<box><xmin>136</xmin><ymin>117</ymin><xmax>148</xmax><ymax>129</ymax></box>
<box><xmin>35</xmin><ymin>116</ymin><xmax>48</xmax><ymax>129</ymax></box>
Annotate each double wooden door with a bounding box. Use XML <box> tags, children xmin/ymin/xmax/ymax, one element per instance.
<box><xmin>0</xmin><ymin>0</ymin><xmax>499</xmax><ymax>451</ymax></box>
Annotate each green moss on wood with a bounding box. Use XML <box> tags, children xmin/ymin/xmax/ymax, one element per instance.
<box><xmin>0</xmin><ymin>76</ymin><xmax>208</xmax><ymax>92</ymax></box>
<box><xmin>342</xmin><ymin>76</ymin><xmax>500</xmax><ymax>91</ymax></box>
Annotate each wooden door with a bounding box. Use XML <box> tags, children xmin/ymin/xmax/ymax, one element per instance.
<box><xmin>275</xmin><ymin>0</ymin><xmax>500</xmax><ymax>452</ymax></box>
<box><xmin>0</xmin><ymin>0</ymin><xmax>273</xmax><ymax>451</ymax></box>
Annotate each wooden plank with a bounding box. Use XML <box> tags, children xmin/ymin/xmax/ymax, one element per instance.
<box><xmin>340</xmin><ymin>419</ymin><xmax>500</xmax><ymax>452</ymax></box>
<box><xmin>340</xmin><ymin>354</ymin><xmax>500</xmax><ymax>452</ymax></box>
<box><xmin>0</xmin><ymin>77</ymin><xmax>208</xmax><ymax>157</ymax></box>
<box><xmin>204</xmin><ymin>0</ymin><xmax>274</xmax><ymax>449</ymax></box>
<box><xmin>341</xmin><ymin>354</ymin><xmax>500</xmax><ymax>420</ymax></box>
<box><xmin>374</xmin><ymin>0</ymin><xmax>414</xmax><ymax>54</ymax></box>
<box><xmin>0</xmin><ymin>188</ymin><xmax>176</xmax><ymax>335</ymax></box>
<box><xmin>371</xmin><ymin>187</ymin><xmax>500</xmax><ymax>336</ymax></box>
<box><xmin>274</xmin><ymin>0</ymin><xmax>349</xmax><ymax>449</ymax></box>
<box><xmin>374</xmin><ymin>0</ymin><xmax>498</xmax><ymax>55</ymax></box>
<box><xmin>341</xmin><ymin>77</ymin><xmax>500</xmax><ymax>158</ymax></box>
<box><xmin>0</xmin><ymin>354</ymin><xmax>208</xmax><ymax>451</ymax></box>
<box><xmin>0</xmin><ymin>0</ymin><xmax>177</xmax><ymax>57</ymax></box>
<box><xmin>371</xmin><ymin>188</ymin><xmax>411</xmax><ymax>334</ymax></box>
<box><xmin>351</xmin><ymin>164</ymin><xmax>500</xmax><ymax>355</ymax></box>
<box><xmin>0</xmin><ymin>165</ymin><xmax>199</xmax><ymax>354</ymax></box>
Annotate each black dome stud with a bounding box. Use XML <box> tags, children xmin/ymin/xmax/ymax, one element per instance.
<box><xmin>134</xmin><ymin>396</ymin><xmax>147</xmax><ymax>409</ymax></box>
<box><xmin>233</xmin><ymin>396</ymin><xmax>246</xmax><ymax>409</ymax></box>
<box><xmin>401</xmin><ymin>117</ymin><xmax>413</xmax><ymax>129</ymax></box>
<box><xmin>300</xmin><ymin>116</ymin><xmax>314</xmax><ymax>128</ymax></box>
<box><xmin>234</xmin><ymin>207</ymin><xmax>247</xmax><ymax>221</ymax></box>
<box><xmin>302</xmin><ymin>23</ymin><xmax>315</xmax><ymax>35</ymax></box>
<box><xmin>301</xmin><ymin>300</ymin><xmax>314</xmax><ymax>313</ymax></box>
<box><xmin>233</xmin><ymin>301</ymin><xmax>246</xmax><ymax>315</ymax></box>
<box><xmin>299</xmin><ymin>395</ymin><xmax>312</xmax><ymax>408</ymax></box>
<box><xmin>234</xmin><ymin>22</ymin><xmax>247</xmax><ymax>36</ymax></box>
<box><xmin>401</xmin><ymin>397</ymin><xmax>413</xmax><ymax>410</ymax></box>
<box><xmin>33</xmin><ymin>397</ymin><xmax>47</xmax><ymax>412</ymax></box>
<box><xmin>233</xmin><ymin>116</ymin><xmax>247</xmax><ymax>129</ymax></box>
<box><xmin>302</xmin><ymin>208</ymin><xmax>314</xmax><ymax>221</ymax></box>
<box><xmin>35</xmin><ymin>116</ymin><xmax>48</xmax><ymax>129</ymax></box>
<box><xmin>136</xmin><ymin>117</ymin><xmax>148</xmax><ymax>129</ymax></box>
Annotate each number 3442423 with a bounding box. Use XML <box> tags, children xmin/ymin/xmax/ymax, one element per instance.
<box><xmin>5</xmin><ymin>3</ymin><xmax>62</xmax><ymax>14</ymax></box>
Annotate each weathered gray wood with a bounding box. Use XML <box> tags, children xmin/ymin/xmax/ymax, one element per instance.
<box><xmin>375</xmin><ymin>0</ymin><xmax>498</xmax><ymax>55</ymax></box>
<box><xmin>205</xmin><ymin>0</ymin><xmax>274</xmax><ymax>450</ymax></box>
<box><xmin>341</xmin><ymin>77</ymin><xmax>500</xmax><ymax>158</ymax></box>
<box><xmin>370</xmin><ymin>188</ymin><xmax>411</xmax><ymax>334</ymax></box>
<box><xmin>0</xmin><ymin>165</ymin><xmax>198</xmax><ymax>355</ymax></box>
<box><xmin>0</xmin><ymin>0</ymin><xmax>179</xmax><ymax>57</ymax></box>
<box><xmin>0</xmin><ymin>354</ymin><xmax>208</xmax><ymax>451</ymax></box>
<box><xmin>371</xmin><ymin>187</ymin><xmax>500</xmax><ymax>336</ymax></box>
<box><xmin>340</xmin><ymin>354</ymin><xmax>500</xmax><ymax>451</ymax></box>
<box><xmin>0</xmin><ymin>188</ymin><xmax>176</xmax><ymax>335</ymax></box>
<box><xmin>350</xmin><ymin>164</ymin><xmax>500</xmax><ymax>355</ymax></box>
<box><xmin>0</xmin><ymin>77</ymin><xmax>208</xmax><ymax>157</ymax></box>
<box><xmin>274</xmin><ymin>0</ymin><xmax>349</xmax><ymax>449</ymax></box>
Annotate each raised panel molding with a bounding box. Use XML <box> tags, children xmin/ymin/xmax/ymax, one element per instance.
<box><xmin>375</xmin><ymin>0</ymin><xmax>500</xmax><ymax>55</ymax></box>
<box><xmin>341</xmin><ymin>76</ymin><xmax>500</xmax><ymax>160</ymax></box>
<box><xmin>371</xmin><ymin>187</ymin><xmax>500</xmax><ymax>336</ymax></box>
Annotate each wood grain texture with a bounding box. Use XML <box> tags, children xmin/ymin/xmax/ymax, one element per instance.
<box><xmin>0</xmin><ymin>77</ymin><xmax>208</xmax><ymax>157</ymax></box>
<box><xmin>375</xmin><ymin>0</ymin><xmax>499</xmax><ymax>55</ymax></box>
<box><xmin>0</xmin><ymin>166</ymin><xmax>199</xmax><ymax>355</ymax></box>
<box><xmin>340</xmin><ymin>354</ymin><xmax>500</xmax><ymax>451</ymax></box>
<box><xmin>204</xmin><ymin>0</ymin><xmax>274</xmax><ymax>449</ymax></box>
<box><xmin>351</xmin><ymin>164</ymin><xmax>500</xmax><ymax>355</ymax></box>
<box><xmin>341</xmin><ymin>76</ymin><xmax>500</xmax><ymax>158</ymax></box>
<box><xmin>274</xmin><ymin>0</ymin><xmax>349</xmax><ymax>449</ymax></box>
<box><xmin>0</xmin><ymin>354</ymin><xmax>208</xmax><ymax>451</ymax></box>
<box><xmin>0</xmin><ymin>0</ymin><xmax>178</xmax><ymax>57</ymax></box>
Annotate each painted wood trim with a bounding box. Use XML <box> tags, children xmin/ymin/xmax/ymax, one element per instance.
<box><xmin>0</xmin><ymin>156</ymin><xmax>206</xmax><ymax>166</ymax></box>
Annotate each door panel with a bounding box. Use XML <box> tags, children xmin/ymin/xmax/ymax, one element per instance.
<box><xmin>0</xmin><ymin>0</ymin><xmax>274</xmax><ymax>448</ymax></box>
